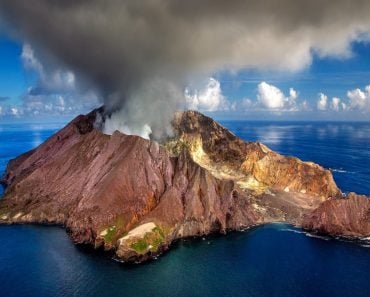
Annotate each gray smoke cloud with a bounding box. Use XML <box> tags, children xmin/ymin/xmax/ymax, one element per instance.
<box><xmin>1</xmin><ymin>0</ymin><xmax>370</xmax><ymax>138</ymax></box>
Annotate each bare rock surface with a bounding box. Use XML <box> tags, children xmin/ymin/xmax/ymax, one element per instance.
<box><xmin>0</xmin><ymin>108</ymin><xmax>368</xmax><ymax>262</ymax></box>
<box><xmin>302</xmin><ymin>193</ymin><xmax>370</xmax><ymax>237</ymax></box>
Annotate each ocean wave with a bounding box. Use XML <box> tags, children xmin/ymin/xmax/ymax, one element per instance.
<box><xmin>279</xmin><ymin>228</ymin><xmax>332</xmax><ymax>241</ymax></box>
<box><xmin>331</xmin><ymin>168</ymin><xmax>348</xmax><ymax>173</ymax></box>
<box><xmin>330</xmin><ymin>168</ymin><xmax>357</xmax><ymax>174</ymax></box>
<box><xmin>279</xmin><ymin>228</ymin><xmax>306</xmax><ymax>235</ymax></box>
<box><xmin>305</xmin><ymin>233</ymin><xmax>331</xmax><ymax>241</ymax></box>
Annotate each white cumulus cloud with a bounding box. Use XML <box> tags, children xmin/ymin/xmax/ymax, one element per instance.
<box><xmin>257</xmin><ymin>82</ymin><xmax>285</xmax><ymax>109</ymax></box>
<box><xmin>317</xmin><ymin>93</ymin><xmax>328</xmax><ymax>111</ymax></box>
<box><xmin>347</xmin><ymin>85</ymin><xmax>370</xmax><ymax>111</ymax></box>
<box><xmin>256</xmin><ymin>82</ymin><xmax>298</xmax><ymax>111</ymax></box>
<box><xmin>289</xmin><ymin>88</ymin><xmax>298</xmax><ymax>100</ymax></box>
<box><xmin>10</xmin><ymin>107</ymin><xmax>21</xmax><ymax>117</ymax></box>
<box><xmin>185</xmin><ymin>78</ymin><xmax>230</xmax><ymax>112</ymax></box>
<box><xmin>317</xmin><ymin>93</ymin><xmax>352</xmax><ymax>112</ymax></box>
<box><xmin>22</xmin><ymin>92</ymin><xmax>99</xmax><ymax>117</ymax></box>
<box><xmin>331</xmin><ymin>97</ymin><xmax>346</xmax><ymax>112</ymax></box>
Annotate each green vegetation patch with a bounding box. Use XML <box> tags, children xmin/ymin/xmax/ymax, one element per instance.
<box><xmin>101</xmin><ymin>216</ymin><xmax>127</xmax><ymax>245</ymax></box>
<box><xmin>130</xmin><ymin>226</ymin><xmax>166</xmax><ymax>254</ymax></box>
<box><xmin>131</xmin><ymin>239</ymin><xmax>149</xmax><ymax>253</ymax></box>
<box><xmin>103</xmin><ymin>226</ymin><xmax>117</xmax><ymax>244</ymax></box>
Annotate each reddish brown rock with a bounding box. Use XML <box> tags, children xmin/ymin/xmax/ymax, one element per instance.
<box><xmin>0</xmin><ymin>108</ymin><xmax>368</xmax><ymax>262</ymax></box>
<box><xmin>302</xmin><ymin>193</ymin><xmax>370</xmax><ymax>237</ymax></box>
<box><xmin>0</xmin><ymin>108</ymin><xmax>259</xmax><ymax>261</ymax></box>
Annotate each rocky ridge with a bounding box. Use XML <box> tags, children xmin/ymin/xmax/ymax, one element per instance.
<box><xmin>0</xmin><ymin>108</ymin><xmax>369</xmax><ymax>262</ymax></box>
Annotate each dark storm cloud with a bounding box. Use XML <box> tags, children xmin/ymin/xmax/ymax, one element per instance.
<box><xmin>1</xmin><ymin>0</ymin><xmax>370</xmax><ymax>137</ymax></box>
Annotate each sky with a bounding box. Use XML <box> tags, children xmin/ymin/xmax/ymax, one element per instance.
<box><xmin>0</xmin><ymin>33</ymin><xmax>99</xmax><ymax>123</ymax></box>
<box><xmin>212</xmin><ymin>41</ymin><xmax>370</xmax><ymax>120</ymax></box>
<box><xmin>0</xmin><ymin>1</ymin><xmax>370</xmax><ymax>125</ymax></box>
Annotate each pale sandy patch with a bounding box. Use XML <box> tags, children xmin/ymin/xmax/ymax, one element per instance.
<box><xmin>100</xmin><ymin>229</ymin><xmax>108</xmax><ymax>236</ymax></box>
<box><xmin>118</xmin><ymin>222</ymin><xmax>156</xmax><ymax>244</ymax></box>
<box><xmin>13</xmin><ymin>212</ymin><xmax>23</xmax><ymax>219</ymax></box>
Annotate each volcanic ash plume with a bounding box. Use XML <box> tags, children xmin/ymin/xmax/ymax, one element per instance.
<box><xmin>1</xmin><ymin>0</ymin><xmax>370</xmax><ymax>138</ymax></box>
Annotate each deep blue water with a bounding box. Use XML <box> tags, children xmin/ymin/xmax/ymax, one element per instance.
<box><xmin>0</xmin><ymin>121</ymin><xmax>370</xmax><ymax>297</ymax></box>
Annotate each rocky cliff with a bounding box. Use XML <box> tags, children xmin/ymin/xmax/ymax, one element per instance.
<box><xmin>302</xmin><ymin>193</ymin><xmax>370</xmax><ymax>237</ymax></box>
<box><xmin>0</xmin><ymin>108</ymin><xmax>369</xmax><ymax>262</ymax></box>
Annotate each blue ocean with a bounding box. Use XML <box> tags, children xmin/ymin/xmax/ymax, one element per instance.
<box><xmin>0</xmin><ymin>121</ymin><xmax>369</xmax><ymax>297</ymax></box>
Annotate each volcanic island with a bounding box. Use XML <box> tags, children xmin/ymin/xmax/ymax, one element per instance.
<box><xmin>1</xmin><ymin>108</ymin><xmax>369</xmax><ymax>262</ymax></box>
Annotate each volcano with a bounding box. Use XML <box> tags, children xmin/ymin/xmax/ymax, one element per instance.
<box><xmin>0</xmin><ymin>108</ymin><xmax>369</xmax><ymax>262</ymax></box>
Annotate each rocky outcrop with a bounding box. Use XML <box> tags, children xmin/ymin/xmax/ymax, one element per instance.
<box><xmin>302</xmin><ymin>193</ymin><xmax>370</xmax><ymax>237</ymax></box>
<box><xmin>0</xmin><ymin>108</ymin><xmax>368</xmax><ymax>262</ymax></box>
<box><xmin>169</xmin><ymin>110</ymin><xmax>341</xmax><ymax>199</ymax></box>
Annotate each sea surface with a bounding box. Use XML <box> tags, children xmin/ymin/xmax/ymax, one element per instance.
<box><xmin>0</xmin><ymin>121</ymin><xmax>370</xmax><ymax>297</ymax></box>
